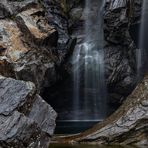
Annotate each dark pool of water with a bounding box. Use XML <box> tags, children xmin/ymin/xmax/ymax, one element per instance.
<box><xmin>55</xmin><ymin>121</ymin><xmax>100</xmax><ymax>134</ymax></box>
<box><xmin>49</xmin><ymin>144</ymin><xmax>139</xmax><ymax>148</ymax></box>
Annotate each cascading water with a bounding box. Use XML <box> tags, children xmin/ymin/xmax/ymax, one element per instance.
<box><xmin>138</xmin><ymin>0</ymin><xmax>148</xmax><ymax>77</ymax></box>
<box><xmin>72</xmin><ymin>0</ymin><xmax>107</xmax><ymax>121</ymax></box>
<box><xmin>43</xmin><ymin>0</ymin><xmax>108</xmax><ymax>133</ymax></box>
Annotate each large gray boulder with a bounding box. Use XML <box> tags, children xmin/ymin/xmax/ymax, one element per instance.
<box><xmin>0</xmin><ymin>2</ymin><xmax>59</xmax><ymax>93</ymax></box>
<box><xmin>0</xmin><ymin>76</ymin><xmax>57</xmax><ymax>147</ymax></box>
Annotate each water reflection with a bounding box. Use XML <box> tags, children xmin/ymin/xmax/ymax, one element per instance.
<box><xmin>49</xmin><ymin>144</ymin><xmax>140</xmax><ymax>148</ymax></box>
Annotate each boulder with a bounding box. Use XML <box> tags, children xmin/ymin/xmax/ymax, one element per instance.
<box><xmin>0</xmin><ymin>111</ymin><xmax>50</xmax><ymax>148</ymax></box>
<box><xmin>0</xmin><ymin>76</ymin><xmax>36</xmax><ymax>116</ymax></box>
<box><xmin>0</xmin><ymin>19</ymin><xmax>30</xmax><ymax>61</ymax></box>
<box><xmin>16</xmin><ymin>7</ymin><xmax>58</xmax><ymax>47</ymax></box>
<box><xmin>14</xmin><ymin>48</ymin><xmax>57</xmax><ymax>93</ymax></box>
<box><xmin>28</xmin><ymin>95</ymin><xmax>57</xmax><ymax>136</ymax></box>
<box><xmin>0</xmin><ymin>76</ymin><xmax>57</xmax><ymax>147</ymax></box>
<box><xmin>42</xmin><ymin>0</ymin><xmax>77</xmax><ymax>54</ymax></box>
<box><xmin>0</xmin><ymin>4</ymin><xmax>59</xmax><ymax>92</ymax></box>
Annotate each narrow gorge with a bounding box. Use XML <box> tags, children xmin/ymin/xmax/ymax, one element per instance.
<box><xmin>0</xmin><ymin>0</ymin><xmax>147</xmax><ymax>148</ymax></box>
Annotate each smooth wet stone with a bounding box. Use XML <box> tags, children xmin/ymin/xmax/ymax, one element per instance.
<box><xmin>16</xmin><ymin>7</ymin><xmax>58</xmax><ymax>47</ymax></box>
<box><xmin>0</xmin><ymin>111</ymin><xmax>50</xmax><ymax>148</ymax></box>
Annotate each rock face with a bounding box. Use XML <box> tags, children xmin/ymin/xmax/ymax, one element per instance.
<box><xmin>103</xmin><ymin>0</ymin><xmax>143</xmax><ymax>107</ymax></box>
<box><xmin>56</xmin><ymin>74</ymin><xmax>148</xmax><ymax>146</ymax></box>
<box><xmin>0</xmin><ymin>0</ymin><xmax>59</xmax><ymax>93</ymax></box>
<box><xmin>0</xmin><ymin>0</ymin><xmax>58</xmax><ymax>147</ymax></box>
<box><xmin>0</xmin><ymin>76</ymin><xmax>57</xmax><ymax>147</ymax></box>
<box><xmin>42</xmin><ymin>0</ymin><xmax>77</xmax><ymax>64</ymax></box>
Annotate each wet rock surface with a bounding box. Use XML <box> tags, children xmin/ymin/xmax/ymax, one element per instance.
<box><xmin>0</xmin><ymin>0</ymin><xmax>38</xmax><ymax>18</ymax></box>
<box><xmin>0</xmin><ymin>76</ymin><xmax>57</xmax><ymax>147</ymax></box>
<box><xmin>103</xmin><ymin>0</ymin><xmax>143</xmax><ymax>107</ymax></box>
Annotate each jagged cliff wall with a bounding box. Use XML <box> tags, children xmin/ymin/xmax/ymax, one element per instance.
<box><xmin>0</xmin><ymin>0</ymin><xmax>147</xmax><ymax>147</ymax></box>
<box><xmin>0</xmin><ymin>0</ymin><xmax>58</xmax><ymax>147</ymax></box>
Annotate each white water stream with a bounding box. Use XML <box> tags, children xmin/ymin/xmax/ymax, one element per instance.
<box><xmin>72</xmin><ymin>0</ymin><xmax>107</xmax><ymax>121</ymax></box>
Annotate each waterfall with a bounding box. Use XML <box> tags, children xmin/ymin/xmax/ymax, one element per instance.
<box><xmin>72</xmin><ymin>0</ymin><xmax>107</xmax><ymax>121</ymax></box>
<box><xmin>138</xmin><ymin>0</ymin><xmax>148</xmax><ymax>77</ymax></box>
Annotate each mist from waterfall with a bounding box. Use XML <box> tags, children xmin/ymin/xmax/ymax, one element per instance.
<box><xmin>72</xmin><ymin>0</ymin><xmax>107</xmax><ymax>121</ymax></box>
<box><xmin>138</xmin><ymin>0</ymin><xmax>148</xmax><ymax>77</ymax></box>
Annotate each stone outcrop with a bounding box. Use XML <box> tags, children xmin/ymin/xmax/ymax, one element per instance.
<box><xmin>0</xmin><ymin>1</ymin><xmax>59</xmax><ymax>92</ymax></box>
<box><xmin>42</xmin><ymin>0</ymin><xmax>70</xmax><ymax>45</ymax></box>
<box><xmin>103</xmin><ymin>0</ymin><xmax>143</xmax><ymax>107</ymax></box>
<box><xmin>0</xmin><ymin>0</ymin><xmax>77</xmax><ymax>93</ymax></box>
<box><xmin>0</xmin><ymin>76</ymin><xmax>57</xmax><ymax>147</ymax></box>
<box><xmin>0</xmin><ymin>0</ymin><xmax>58</xmax><ymax>147</ymax></box>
